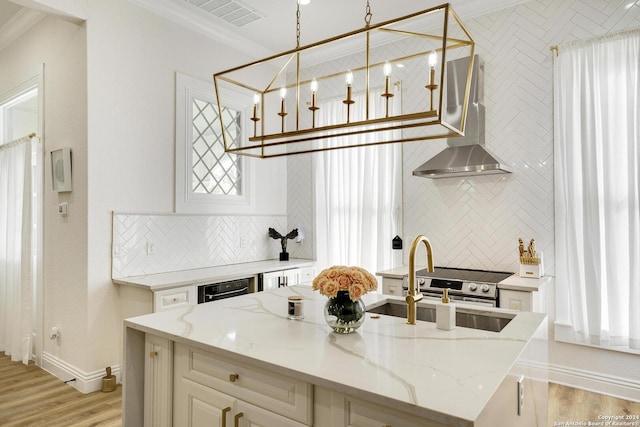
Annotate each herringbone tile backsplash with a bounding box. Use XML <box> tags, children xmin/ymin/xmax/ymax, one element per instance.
<box><xmin>288</xmin><ymin>0</ymin><xmax>640</xmax><ymax>275</ymax></box>
<box><xmin>112</xmin><ymin>213</ymin><xmax>287</xmax><ymax>278</ymax></box>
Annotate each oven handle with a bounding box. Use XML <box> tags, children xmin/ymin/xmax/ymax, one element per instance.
<box><xmin>461</xmin><ymin>297</ymin><xmax>496</xmax><ymax>307</ymax></box>
<box><xmin>206</xmin><ymin>287</ymin><xmax>248</xmax><ymax>301</ymax></box>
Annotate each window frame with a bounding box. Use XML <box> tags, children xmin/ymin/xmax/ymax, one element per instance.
<box><xmin>175</xmin><ymin>72</ymin><xmax>254</xmax><ymax>214</ymax></box>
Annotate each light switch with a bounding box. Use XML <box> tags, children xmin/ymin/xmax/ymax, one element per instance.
<box><xmin>57</xmin><ymin>202</ymin><xmax>68</xmax><ymax>216</ymax></box>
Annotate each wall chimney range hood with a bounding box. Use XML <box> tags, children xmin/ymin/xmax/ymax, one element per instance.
<box><xmin>412</xmin><ymin>55</ymin><xmax>512</xmax><ymax>179</ymax></box>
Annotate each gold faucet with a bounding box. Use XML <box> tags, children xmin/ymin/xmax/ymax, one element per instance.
<box><xmin>406</xmin><ymin>235</ymin><xmax>434</xmax><ymax>325</ymax></box>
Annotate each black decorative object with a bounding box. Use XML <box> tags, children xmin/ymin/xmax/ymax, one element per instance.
<box><xmin>268</xmin><ymin>228</ymin><xmax>298</xmax><ymax>261</ymax></box>
<box><xmin>392</xmin><ymin>235</ymin><xmax>403</xmax><ymax>250</ymax></box>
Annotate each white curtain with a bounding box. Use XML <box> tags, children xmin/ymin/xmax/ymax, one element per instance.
<box><xmin>554</xmin><ymin>29</ymin><xmax>640</xmax><ymax>350</ymax></box>
<box><xmin>314</xmin><ymin>87</ymin><xmax>402</xmax><ymax>276</ymax></box>
<box><xmin>0</xmin><ymin>136</ymin><xmax>33</xmax><ymax>363</ymax></box>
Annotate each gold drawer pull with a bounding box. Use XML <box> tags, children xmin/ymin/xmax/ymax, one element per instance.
<box><xmin>234</xmin><ymin>412</ymin><xmax>243</xmax><ymax>427</ymax></box>
<box><xmin>172</xmin><ymin>297</ymin><xmax>179</xmax><ymax>302</ymax></box>
<box><xmin>149</xmin><ymin>351</ymin><xmax>158</xmax><ymax>358</ymax></box>
<box><xmin>229</xmin><ymin>373</ymin><xmax>239</xmax><ymax>382</ymax></box>
<box><xmin>222</xmin><ymin>407</ymin><xmax>231</xmax><ymax>425</ymax></box>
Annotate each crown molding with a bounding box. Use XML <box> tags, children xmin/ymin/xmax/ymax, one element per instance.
<box><xmin>128</xmin><ymin>0</ymin><xmax>274</xmax><ymax>60</ymax></box>
<box><xmin>0</xmin><ymin>7</ymin><xmax>45</xmax><ymax>53</ymax></box>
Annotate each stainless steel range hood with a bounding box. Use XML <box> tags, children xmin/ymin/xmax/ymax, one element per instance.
<box><xmin>413</xmin><ymin>55</ymin><xmax>512</xmax><ymax>179</ymax></box>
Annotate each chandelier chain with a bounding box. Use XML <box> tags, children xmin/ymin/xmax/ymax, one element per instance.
<box><xmin>364</xmin><ymin>0</ymin><xmax>372</xmax><ymax>27</ymax></box>
<box><xmin>296</xmin><ymin>2</ymin><xmax>301</xmax><ymax>48</ymax></box>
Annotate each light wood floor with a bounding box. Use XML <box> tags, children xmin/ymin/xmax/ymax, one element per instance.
<box><xmin>2</xmin><ymin>352</ymin><xmax>639</xmax><ymax>426</ymax></box>
<box><xmin>0</xmin><ymin>353</ymin><xmax>121</xmax><ymax>426</ymax></box>
<box><xmin>548</xmin><ymin>382</ymin><xmax>640</xmax><ymax>425</ymax></box>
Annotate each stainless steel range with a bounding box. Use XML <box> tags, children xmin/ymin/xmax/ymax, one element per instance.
<box><xmin>403</xmin><ymin>267</ymin><xmax>513</xmax><ymax>307</ymax></box>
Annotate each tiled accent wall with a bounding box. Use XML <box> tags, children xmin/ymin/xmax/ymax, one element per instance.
<box><xmin>112</xmin><ymin>213</ymin><xmax>287</xmax><ymax>278</ymax></box>
<box><xmin>287</xmin><ymin>0</ymin><xmax>640</xmax><ymax>275</ymax></box>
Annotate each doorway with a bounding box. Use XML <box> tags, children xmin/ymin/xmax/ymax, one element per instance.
<box><xmin>0</xmin><ymin>78</ymin><xmax>42</xmax><ymax>365</ymax></box>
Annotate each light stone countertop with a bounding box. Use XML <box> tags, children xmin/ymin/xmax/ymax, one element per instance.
<box><xmin>124</xmin><ymin>285</ymin><xmax>547</xmax><ymax>426</ymax></box>
<box><xmin>112</xmin><ymin>258</ymin><xmax>316</xmax><ymax>291</ymax></box>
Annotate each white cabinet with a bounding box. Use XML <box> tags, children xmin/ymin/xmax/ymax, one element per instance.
<box><xmin>234</xmin><ymin>400</ymin><xmax>309</xmax><ymax>427</ymax></box>
<box><xmin>173</xmin><ymin>343</ymin><xmax>312</xmax><ymax>426</ymax></box>
<box><xmin>260</xmin><ymin>268</ymin><xmax>301</xmax><ymax>291</ymax></box>
<box><xmin>314</xmin><ymin>387</ymin><xmax>449</xmax><ymax>427</ymax></box>
<box><xmin>153</xmin><ymin>285</ymin><xmax>196</xmax><ymax>312</ymax></box>
<box><xmin>174</xmin><ymin>378</ymin><xmax>234</xmax><ymax>427</ymax></box>
<box><xmin>381</xmin><ymin>277</ymin><xmax>404</xmax><ymax>296</ymax></box>
<box><xmin>144</xmin><ymin>335</ymin><xmax>173</xmax><ymax>427</ymax></box>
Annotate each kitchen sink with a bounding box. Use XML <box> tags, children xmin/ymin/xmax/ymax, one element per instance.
<box><xmin>366</xmin><ymin>299</ymin><xmax>515</xmax><ymax>332</ymax></box>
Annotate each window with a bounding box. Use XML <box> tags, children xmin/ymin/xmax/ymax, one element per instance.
<box><xmin>175</xmin><ymin>73</ymin><xmax>253</xmax><ymax>213</ymax></box>
<box><xmin>314</xmin><ymin>86</ymin><xmax>402</xmax><ymax>276</ymax></box>
<box><xmin>553</xmin><ymin>29</ymin><xmax>640</xmax><ymax>352</ymax></box>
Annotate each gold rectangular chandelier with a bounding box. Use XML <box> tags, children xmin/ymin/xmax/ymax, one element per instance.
<box><xmin>213</xmin><ymin>2</ymin><xmax>475</xmax><ymax>158</ymax></box>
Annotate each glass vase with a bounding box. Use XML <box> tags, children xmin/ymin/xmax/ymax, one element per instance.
<box><xmin>324</xmin><ymin>290</ymin><xmax>366</xmax><ymax>334</ymax></box>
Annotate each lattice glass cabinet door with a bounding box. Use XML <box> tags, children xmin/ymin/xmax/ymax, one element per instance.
<box><xmin>191</xmin><ymin>98</ymin><xmax>242</xmax><ymax>196</ymax></box>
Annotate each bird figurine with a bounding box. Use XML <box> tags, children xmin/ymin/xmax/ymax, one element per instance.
<box><xmin>268</xmin><ymin>228</ymin><xmax>298</xmax><ymax>261</ymax></box>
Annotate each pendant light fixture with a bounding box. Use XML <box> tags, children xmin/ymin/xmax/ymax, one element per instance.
<box><xmin>213</xmin><ymin>2</ymin><xmax>476</xmax><ymax>158</ymax></box>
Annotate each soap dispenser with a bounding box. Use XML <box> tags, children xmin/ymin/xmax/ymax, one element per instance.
<box><xmin>436</xmin><ymin>289</ymin><xmax>456</xmax><ymax>330</ymax></box>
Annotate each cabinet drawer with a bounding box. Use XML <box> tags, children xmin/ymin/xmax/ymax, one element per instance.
<box><xmin>382</xmin><ymin>277</ymin><xmax>404</xmax><ymax>296</ymax></box>
<box><xmin>299</xmin><ymin>267</ymin><xmax>316</xmax><ymax>285</ymax></box>
<box><xmin>174</xmin><ymin>344</ymin><xmax>312</xmax><ymax>424</ymax></box>
<box><xmin>153</xmin><ymin>286</ymin><xmax>196</xmax><ymax>312</ymax></box>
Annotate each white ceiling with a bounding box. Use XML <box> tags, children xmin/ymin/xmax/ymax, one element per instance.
<box><xmin>148</xmin><ymin>0</ymin><xmax>530</xmax><ymax>55</ymax></box>
<box><xmin>2</xmin><ymin>0</ymin><xmax>529</xmax><ymax>57</ymax></box>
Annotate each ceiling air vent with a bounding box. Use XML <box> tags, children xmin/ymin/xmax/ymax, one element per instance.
<box><xmin>185</xmin><ymin>0</ymin><xmax>264</xmax><ymax>27</ymax></box>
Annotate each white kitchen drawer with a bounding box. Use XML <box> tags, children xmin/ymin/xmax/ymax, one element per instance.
<box><xmin>299</xmin><ymin>266</ymin><xmax>316</xmax><ymax>285</ymax></box>
<box><xmin>174</xmin><ymin>343</ymin><xmax>312</xmax><ymax>424</ymax></box>
<box><xmin>382</xmin><ymin>277</ymin><xmax>404</xmax><ymax>296</ymax></box>
<box><xmin>153</xmin><ymin>285</ymin><xmax>196</xmax><ymax>312</ymax></box>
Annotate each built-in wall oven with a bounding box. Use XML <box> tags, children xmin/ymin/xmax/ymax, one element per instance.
<box><xmin>197</xmin><ymin>278</ymin><xmax>250</xmax><ymax>304</ymax></box>
<box><xmin>402</xmin><ymin>267</ymin><xmax>513</xmax><ymax>307</ymax></box>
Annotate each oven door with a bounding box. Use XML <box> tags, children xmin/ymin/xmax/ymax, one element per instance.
<box><xmin>198</xmin><ymin>278</ymin><xmax>249</xmax><ymax>303</ymax></box>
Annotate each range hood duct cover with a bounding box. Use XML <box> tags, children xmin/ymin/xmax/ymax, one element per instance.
<box><xmin>413</xmin><ymin>55</ymin><xmax>512</xmax><ymax>179</ymax></box>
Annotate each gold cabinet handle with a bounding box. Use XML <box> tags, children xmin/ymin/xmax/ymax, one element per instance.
<box><xmin>222</xmin><ymin>407</ymin><xmax>231</xmax><ymax>425</ymax></box>
<box><xmin>172</xmin><ymin>297</ymin><xmax>179</xmax><ymax>302</ymax></box>
<box><xmin>229</xmin><ymin>373</ymin><xmax>239</xmax><ymax>382</ymax></box>
<box><xmin>149</xmin><ymin>351</ymin><xmax>158</xmax><ymax>358</ymax></box>
<box><xmin>234</xmin><ymin>412</ymin><xmax>243</xmax><ymax>427</ymax></box>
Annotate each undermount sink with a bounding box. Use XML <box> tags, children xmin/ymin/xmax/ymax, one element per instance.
<box><xmin>366</xmin><ymin>299</ymin><xmax>515</xmax><ymax>332</ymax></box>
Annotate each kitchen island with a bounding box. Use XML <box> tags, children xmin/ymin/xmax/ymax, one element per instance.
<box><xmin>123</xmin><ymin>285</ymin><xmax>547</xmax><ymax>426</ymax></box>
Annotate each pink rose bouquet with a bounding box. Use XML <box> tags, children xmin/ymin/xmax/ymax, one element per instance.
<box><xmin>312</xmin><ymin>265</ymin><xmax>378</xmax><ymax>301</ymax></box>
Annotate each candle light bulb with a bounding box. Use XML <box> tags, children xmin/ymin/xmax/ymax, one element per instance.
<box><xmin>383</xmin><ymin>61</ymin><xmax>392</xmax><ymax>77</ymax></box>
<box><xmin>428</xmin><ymin>50</ymin><xmax>438</xmax><ymax>69</ymax></box>
<box><xmin>345</xmin><ymin>70</ymin><xmax>353</xmax><ymax>86</ymax></box>
<box><xmin>310</xmin><ymin>78</ymin><xmax>318</xmax><ymax>94</ymax></box>
<box><xmin>253</xmin><ymin>93</ymin><xmax>260</xmax><ymax>105</ymax></box>
<box><xmin>280</xmin><ymin>87</ymin><xmax>287</xmax><ymax>99</ymax></box>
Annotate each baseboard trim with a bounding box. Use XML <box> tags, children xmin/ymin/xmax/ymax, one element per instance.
<box><xmin>548</xmin><ymin>362</ymin><xmax>640</xmax><ymax>403</ymax></box>
<box><xmin>41</xmin><ymin>352</ymin><xmax>121</xmax><ymax>394</ymax></box>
